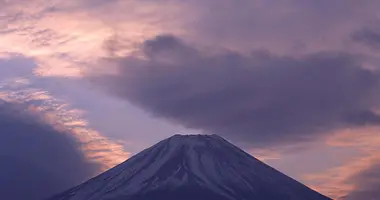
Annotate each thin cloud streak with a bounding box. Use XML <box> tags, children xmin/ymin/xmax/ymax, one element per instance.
<box><xmin>305</xmin><ymin>128</ymin><xmax>380</xmax><ymax>199</ymax></box>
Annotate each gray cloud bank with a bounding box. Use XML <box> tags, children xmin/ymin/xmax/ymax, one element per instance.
<box><xmin>89</xmin><ymin>35</ymin><xmax>380</xmax><ymax>148</ymax></box>
<box><xmin>0</xmin><ymin>101</ymin><xmax>100</xmax><ymax>200</ymax></box>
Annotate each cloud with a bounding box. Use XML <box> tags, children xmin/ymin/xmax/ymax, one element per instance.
<box><xmin>0</xmin><ymin>55</ymin><xmax>130</xmax><ymax>199</ymax></box>
<box><xmin>0</xmin><ymin>0</ymin><xmax>184</xmax><ymax>77</ymax></box>
<box><xmin>1</xmin><ymin>0</ymin><xmax>378</xmax><ymax>78</ymax></box>
<box><xmin>88</xmin><ymin>35</ymin><xmax>380</xmax><ymax>148</ymax></box>
<box><xmin>304</xmin><ymin>128</ymin><xmax>380</xmax><ymax>199</ymax></box>
<box><xmin>1</xmin><ymin>0</ymin><xmax>380</xmax><ymax>199</ymax></box>
<box><xmin>157</xmin><ymin>0</ymin><xmax>380</xmax><ymax>55</ymax></box>
<box><xmin>0</xmin><ymin>77</ymin><xmax>131</xmax><ymax>171</ymax></box>
<box><xmin>334</xmin><ymin>130</ymin><xmax>380</xmax><ymax>200</ymax></box>
<box><xmin>0</xmin><ymin>100</ymin><xmax>100</xmax><ymax>200</ymax></box>
<box><xmin>343</xmin><ymin>162</ymin><xmax>380</xmax><ymax>200</ymax></box>
<box><xmin>352</xmin><ymin>27</ymin><xmax>380</xmax><ymax>52</ymax></box>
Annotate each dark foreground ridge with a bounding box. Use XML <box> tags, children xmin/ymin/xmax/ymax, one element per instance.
<box><xmin>46</xmin><ymin>134</ymin><xmax>332</xmax><ymax>200</ymax></box>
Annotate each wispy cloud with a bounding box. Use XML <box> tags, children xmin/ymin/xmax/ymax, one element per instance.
<box><xmin>0</xmin><ymin>0</ymin><xmax>183</xmax><ymax>77</ymax></box>
<box><xmin>304</xmin><ymin>128</ymin><xmax>380</xmax><ymax>199</ymax></box>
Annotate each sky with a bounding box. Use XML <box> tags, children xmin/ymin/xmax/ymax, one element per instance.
<box><xmin>0</xmin><ymin>0</ymin><xmax>380</xmax><ymax>199</ymax></box>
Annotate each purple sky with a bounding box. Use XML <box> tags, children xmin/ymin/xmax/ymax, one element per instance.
<box><xmin>1</xmin><ymin>1</ymin><xmax>380</xmax><ymax>199</ymax></box>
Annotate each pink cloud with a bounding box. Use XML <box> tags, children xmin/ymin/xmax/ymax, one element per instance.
<box><xmin>0</xmin><ymin>75</ymin><xmax>130</xmax><ymax>170</ymax></box>
<box><xmin>304</xmin><ymin>128</ymin><xmax>380</xmax><ymax>199</ymax></box>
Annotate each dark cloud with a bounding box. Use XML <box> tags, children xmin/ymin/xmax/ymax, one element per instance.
<box><xmin>342</xmin><ymin>163</ymin><xmax>380</xmax><ymax>200</ymax></box>
<box><xmin>89</xmin><ymin>35</ymin><xmax>380</xmax><ymax>147</ymax></box>
<box><xmin>0</xmin><ymin>100</ymin><xmax>100</xmax><ymax>200</ymax></box>
<box><xmin>156</xmin><ymin>0</ymin><xmax>380</xmax><ymax>54</ymax></box>
<box><xmin>352</xmin><ymin>27</ymin><xmax>380</xmax><ymax>51</ymax></box>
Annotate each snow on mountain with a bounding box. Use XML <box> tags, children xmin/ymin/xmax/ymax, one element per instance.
<box><xmin>46</xmin><ymin>134</ymin><xmax>332</xmax><ymax>200</ymax></box>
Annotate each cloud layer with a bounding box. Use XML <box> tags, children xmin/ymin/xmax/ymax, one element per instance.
<box><xmin>0</xmin><ymin>101</ymin><xmax>100</xmax><ymax>200</ymax></box>
<box><xmin>89</xmin><ymin>35</ymin><xmax>380</xmax><ymax>148</ymax></box>
<box><xmin>0</xmin><ymin>55</ymin><xmax>130</xmax><ymax>200</ymax></box>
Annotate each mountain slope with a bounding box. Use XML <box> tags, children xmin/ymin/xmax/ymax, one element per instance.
<box><xmin>47</xmin><ymin>134</ymin><xmax>332</xmax><ymax>200</ymax></box>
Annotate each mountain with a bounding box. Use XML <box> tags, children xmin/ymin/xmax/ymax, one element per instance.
<box><xmin>46</xmin><ymin>134</ymin><xmax>332</xmax><ymax>200</ymax></box>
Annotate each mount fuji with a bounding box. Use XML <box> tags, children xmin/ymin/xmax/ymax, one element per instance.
<box><xmin>46</xmin><ymin>134</ymin><xmax>332</xmax><ymax>200</ymax></box>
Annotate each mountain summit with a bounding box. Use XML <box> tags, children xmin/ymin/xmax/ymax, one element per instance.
<box><xmin>47</xmin><ymin>134</ymin><xmax>331</xmax><ymax>200</ymax></box>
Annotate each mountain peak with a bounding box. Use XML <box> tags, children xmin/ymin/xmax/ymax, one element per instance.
<box><xmin>166</xmin><ymin>133</ymin><xmax>226</xmax><ymax>144</ymax></box>
<box><xmin>47</xmin><ymin>134</ymin><xmax>332</xmax><ymax>200</ymax></box>
<box><xmin>170</xmin><ymin>133</ymin><xmax>222</xmax><ymax>138</ymax></box>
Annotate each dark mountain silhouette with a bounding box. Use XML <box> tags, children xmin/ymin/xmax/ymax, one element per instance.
<box><xmin>47</xmin><ymin>134</ymin><xmax>332</xmax><ymax>200</ymax></box>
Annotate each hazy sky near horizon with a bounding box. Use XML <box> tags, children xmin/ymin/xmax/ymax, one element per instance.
<box><xmin>1</xmin><ymin>1</ymin><xmax>380</xmax><ymax>199</ymax></box>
